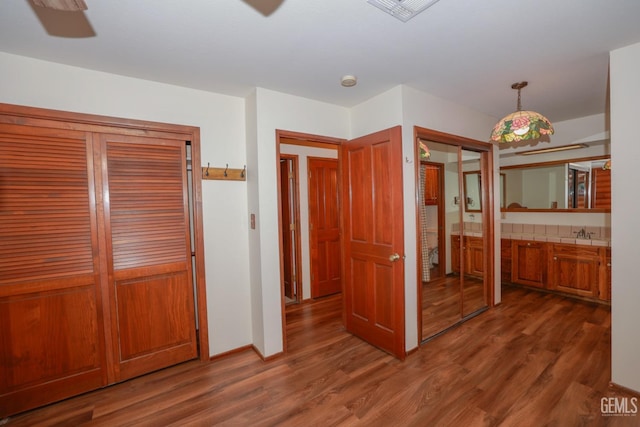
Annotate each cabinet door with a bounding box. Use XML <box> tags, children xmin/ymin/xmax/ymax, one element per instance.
<box><xmin>0</xmin><ymin>125</ymin><xmax>106</xmax><ymax>417</ymax></box>
<box><xmin>100</xmin><ymin>134</ymin><xmax>197</xmax><ymax>382</ymax></box>
<box><xmin>467</xmin><ymin>237</ymin><xmax>484</xmax><ymax>277</ymax></box>
<box><xmin>549</xmin><ymin>244</ymin><xmax>599</xmax><ymax>298</ymax></box>
<box><xmin>424</xmin><ymin>165</ymin><xmax>439</xmax><ymax>205</ymax></box>
<box><xmin>511</xmin><ymin>240</ymin><xmax>547</xmax><ymax>288</ymax></box>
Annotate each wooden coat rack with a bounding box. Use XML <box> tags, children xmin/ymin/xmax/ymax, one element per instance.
<box><xmin>201</xmin><ymin>163</ymin><xmax>246</xmax><ymax>181</ymax></box>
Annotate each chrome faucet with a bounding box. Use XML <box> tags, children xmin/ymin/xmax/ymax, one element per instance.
<box><xmin>574</xmin><ymin>227</ymin><xmax>593</xmax><ymax>239</ymax></box>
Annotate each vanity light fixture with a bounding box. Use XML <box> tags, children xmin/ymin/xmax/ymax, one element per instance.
<box><xmin>491</xmin><ymin>81</ymin><xmax>554</xmax><ymax>143</ymax></box>
<box><xmin>515</xmin><ymin>143</ymin><xmax>588</xmax><ymax>156</ymax></box>
<box><xmin>367</xmin><ymin>0</ymin><xmax>442</xmax><ymax>22</ymax></box>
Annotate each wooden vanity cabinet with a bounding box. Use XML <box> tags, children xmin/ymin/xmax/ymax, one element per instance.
<box><xmin>548</xmin><ymin>244</ymin><xmax>600</xmax><ymax>298</ymax></box>
<box><xmin>504</xmin><ymin>238</ymin><xmax>611</xmax><ymax>303</ymax></box>
<box><xmin>511</xmin><ymin>240</ymin><xmax>547</xmax><ymax>288</ymax></box>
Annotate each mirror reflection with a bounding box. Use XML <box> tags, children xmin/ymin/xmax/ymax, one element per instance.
<box><xmin>463</xmin><ymin>172</ymin><xmax>481</xmax><ymax>212</ymax></box>
<box><xmin>418</xmin><ymin>139</ymin><xmax>488</xmax><ymax>342</ymax></box>
<box><xmin>500</xmin><ymin>157</ymin><xmax>610</xmax><ymax>211</ymax></box>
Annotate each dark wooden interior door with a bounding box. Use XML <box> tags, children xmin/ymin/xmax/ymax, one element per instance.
<box><xmin>280</xmin><ymin>158</ymin><xmax>294</xmax><ymax>299</ymax></box>
<box><xmin>100</xmin><ymin>134</ymin><xmax>197</xmax><ymax>382</ymax></box>
<box><xmin>309</xmin><ymin>157</ymin><xmax>341</xmax><ymax>298</ymax></box>
<box><xmin>0</xmin><ymin>124</ymin><xmax>107</xmax><ymax>416</ymax></box>
<box><xmin>341</xmin><ymin>126</ymin><xmax>405</xmax><ymax>359</ymax></box>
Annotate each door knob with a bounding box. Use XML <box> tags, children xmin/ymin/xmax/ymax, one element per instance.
<box><xmin>389</xmin><ymin>253</ymin><xmax>401</xmax><ymax>262</ymax></box>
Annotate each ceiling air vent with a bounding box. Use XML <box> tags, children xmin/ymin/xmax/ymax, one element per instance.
<box><xmin>367</xmin><ymin>0</ymin><xmax>441</xmax><ymax>22</ymax></box>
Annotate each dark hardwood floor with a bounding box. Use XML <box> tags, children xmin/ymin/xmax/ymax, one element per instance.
<box><xmin>5</xmin><ymin>287</ymin><xmax>639</xmax><ymax>426</ymax></box>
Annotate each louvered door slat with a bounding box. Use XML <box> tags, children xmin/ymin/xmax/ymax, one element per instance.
<box><xmin>0</xmin><ymin>132</ymin><xmax>93</xmax><ymax>284</ymax></box>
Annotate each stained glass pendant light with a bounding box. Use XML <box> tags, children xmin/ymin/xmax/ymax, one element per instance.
<box><xmin>490</xmin><ymin>81</ymin><xmax>554</xmax><ymax>143</ymax></box>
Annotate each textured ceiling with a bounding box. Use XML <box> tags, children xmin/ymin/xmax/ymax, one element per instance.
<box><xmin>2</xmin><ymin>0</ymin><xmax>640</xmax><ymax>124</ymax></box>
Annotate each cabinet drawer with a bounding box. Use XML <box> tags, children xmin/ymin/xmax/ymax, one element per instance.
<box><xmin>551</xmin><ymin>243</ymin><xmax>600</xmax><ymax>258</ymax></box>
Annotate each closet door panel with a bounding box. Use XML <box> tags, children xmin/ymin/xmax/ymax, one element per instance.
<box><xmin>101</xmin><ymin>134</ymin><xmax>196</xmax><ymax>381</ymax></box>
<box><xmin>0</xmin><ymin>125</ymin><xmax>105</xmax><ymax>417</ymax></box>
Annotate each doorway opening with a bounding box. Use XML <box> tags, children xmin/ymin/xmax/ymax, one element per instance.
<box><xmin>416</xmin><ymin>129</ymin><xmax>495</xmax><ymax>343</ymax></box>
<box><xmin>279</xmin><ymin>154</ymin><xmax>302</xmax><ymax>305</ymax></box>
<box><xmin>276</xmin><ymin>130</ymin><xmax>344</xmax><ymax>352</ymax></box>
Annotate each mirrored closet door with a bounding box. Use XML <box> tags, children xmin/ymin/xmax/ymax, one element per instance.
<box><xmin>418</xmin><ymin>138</ymin><xmax>489</xmax><ymax>342</ymax></box>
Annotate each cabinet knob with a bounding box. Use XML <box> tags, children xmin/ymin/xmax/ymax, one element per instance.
<box><xmin>553</xmin><ymin>256</ymin><xmax>558</xmax><ymax>261</ymax></box>
<box><xmin>527</xmin><ymin>242</ymin><xmax>531</xmax><ymax>246</ymax></box>
<box><xmin>607</xmin><ymin>262</ymin><xmax>611</xmax><ymax>267</ymax></box>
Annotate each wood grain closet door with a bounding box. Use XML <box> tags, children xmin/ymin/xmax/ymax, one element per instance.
<box><xmin>0</xmin><ymin>125</ymin><xmax>106</xmax><ymax>417</ymax></box>
<box><xmin>99</xmin><ymin>134</ymin><xmax>197</xmax><ymax>382</ymax></box>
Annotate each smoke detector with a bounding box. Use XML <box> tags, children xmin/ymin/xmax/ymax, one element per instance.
<box><xmin>341</xmin><ymin>75</ymin><xmax>357</xmax><ymax>87</ymax></box>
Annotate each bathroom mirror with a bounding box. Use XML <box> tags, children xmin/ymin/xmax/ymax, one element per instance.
<box><xmin>463</xmin><ymin>171</ymin><xmax>481</xmax><ymax>212</ymax></box>
<box><xmin>499</xmin><ymin>156</ymin><xmax>610</xmax><ymax>211</ymax></box>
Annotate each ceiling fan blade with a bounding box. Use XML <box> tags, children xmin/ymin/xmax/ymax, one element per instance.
<box><xmin>32</xmin><ymin>0</ymin><xmax>87</xmax><ymax>12</ymax></box>
<box><xmin>28</xmin><ymin>0</ymin><xmax>95</xmax><ymax>37</ymax></box>
<box><xmin>242</xmin><ymin>0</ymin><xmax>285</xmax><ymax>16</ymax></box>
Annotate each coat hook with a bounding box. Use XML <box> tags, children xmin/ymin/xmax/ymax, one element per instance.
<box><xmin>206</xmin><ymin>162</ymin><xmax>210</xmax><ymax>176</ymax></box>
<box><xmin>224</xmin><ymin>164</ymin><xmax>228</xmax><ymax>177</ymax></box>
<box><xmin>241</xmin><ymin>165</ymin><xmax>246</xmax><ymax>178</ymax></box>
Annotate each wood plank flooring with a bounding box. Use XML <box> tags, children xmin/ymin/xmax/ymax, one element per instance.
<box><xmin>5</xmin><ymin>286</ymin><xmax>639</xmax><ymax>426</ymax></box>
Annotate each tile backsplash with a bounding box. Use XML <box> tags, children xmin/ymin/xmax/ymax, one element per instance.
<box><xmin>501</xmin><ymin>223</ymin><xmax>611</xmax><ymax>246</ymax></box>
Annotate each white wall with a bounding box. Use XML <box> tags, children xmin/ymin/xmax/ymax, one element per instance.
<box><xmin>610</xmin><ymin>41</ymin><xmax>640</xmax><ymax>393</ymax></box>
<box><xmin>279</xmin><ymin>144</ymin><xmax>338</xmax><ymax>301</ymax></box>
<box><xmin>252</xmin><ymin>88</ymin><xmax>349</xmax><ymax>357</ymax></box>
<box><xmin>502</xmin><ymin>212</ymin><xmax>610</xmax><ymax>228</ymax></box>
<box><xmin>0</xmin><ymin>52</ymin><xmax>252</xmax><ymax>357</ymax></box>
<box><xmin>245</xmin><ymin>90</ymin><xmax>264</xmax><ymax>354</ymax></box>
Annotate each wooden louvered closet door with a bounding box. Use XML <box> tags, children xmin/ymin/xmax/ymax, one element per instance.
<box><xmin>99</xmin><ymin>134</ymin><xmax>197</xmax><ymax>382</ymax></box>
<box><xmin>1</xmin><ymin>120</ymin><xmax>198</xmax><ymax>417</ymax></box>
<box><xmin>0</xmin><ymin>125</ymin><xmax>107</xmax><ymax>415</ymax></box>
